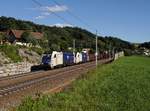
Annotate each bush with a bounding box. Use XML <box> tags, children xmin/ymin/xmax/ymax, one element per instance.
<box><xmin>29</xmin><ymin>47</ymin><xmax>44</xmax><ymax>55</ymax></box>
<box><xmin>124</xmin><ymin>49</ymin><xmax>133</xmax><ymax>56</ymax></box>
<box><xmin>0</xmin><ymin>44</ymin><xmax>22</xmax><ymax>62</ymax></box>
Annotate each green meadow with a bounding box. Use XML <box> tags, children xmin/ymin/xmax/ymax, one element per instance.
<box><xmin>17</xmin><ymin>56</ymin><xmax>150</xmax><ymax>111</ymax></box>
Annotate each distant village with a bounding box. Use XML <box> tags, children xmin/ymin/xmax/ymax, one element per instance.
<box><xmin>139</xmin><ymin>48</ymin><xmax>150</xmax><ymax>56</ymax></box>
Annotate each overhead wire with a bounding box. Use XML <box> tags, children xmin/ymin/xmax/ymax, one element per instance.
<box><xmin>32</xmin><ymin>0</ymin><xmax>102</xmax><ymax>57</ymax></box>
<box><xmin>51</xmin><ymin>0</ymin><xmax>97</xmax><ymax>32</ymax></box>
<box><xmin>32</xmin><ymin>0</ymin><xmax>74</xmax><ymax>26</ymax></box>
<box><xmin>32</xmin><ymin>0</ymin><xmax>101</xmax><ymax>36</ymax></box>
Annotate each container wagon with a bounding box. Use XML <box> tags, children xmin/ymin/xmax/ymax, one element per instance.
<box><xmin>82</xmin><ymin>52</ymin><xmax>88</xmax><ymax>63</ymax></box>
<box><xmin>63</xmin><ymin>52</ymin><xmax>74</xmax><ymax>66</ymax></box>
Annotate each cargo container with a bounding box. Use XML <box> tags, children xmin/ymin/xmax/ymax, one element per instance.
<box><xmin>89</xmin><ymin>53</ymin><xmax>95</xmax><ymax>61</ymax></box>
<box><xmin>75</xmin><ymin>52</ymin><xmax>82</xmax><ymax>64</ymax></box>
<box><xmin>63</xmin><ymin>52</ymin><xmax>74</xmax><ymax>66</ymax></box>
<box><xmin>82</xmin><ymin>52</ymin><xmax>88</xmax><ymax>62</ymax></box>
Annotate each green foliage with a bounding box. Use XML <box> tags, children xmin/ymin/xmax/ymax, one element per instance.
<box><xmin>17</xmin><ymin>96</ymin><xmax>49</xmax><ymax>111</ymax></box>
<box><xmin>0</xmin><ymin>45</ymin><xmax>22</xmax><ymax>62</ymax></box>
<box><xmin>139</xmin><ymin>42</ymin><xmax>150</xmax><ymax>49</ymax></box>
<box><xmin>38</xmin><ymin>33</ymin><xmax>49</xmax><ymax>50</ymax></box>
<box><xmin>0</xmin><ymin>32</ymin><xmax>6</xmax><ymax>44</ymax></box>
<box><xmin>17</xmin><ymin>56</ymin><xmax>150</xmax><ymax>111</ymax></box>
<box><xmin>29</xmin><ymin>47</ymin><xmax>44</xmax><ymax>55</ymax></box>
<box><xmin>21</xmin><ymin>31</ymin><xmax>31</xmax><ymax>43</ymax></box>
<box><xmin>31</xmin><ymin>38</ymin><xmax>38</xmax><ymax>46</ymax></box>
<box><xmin>124</xmin><ymin>49</ymin><xmax>133</xmax><ymax>56</ymax></box>
<box><xmin>0</xmin><ymin>33</ymin><xmax>6</xmax><ymax>40</ymax></box>
<box><xmin>21</xmin><ymin>31</ymin><xmax>38</xmax><ymax>46</ymax></box>
<box><xmin>0</xmin><ymin>16</ymin><xmax>135</xmax><ymax>52</ymax></box>
<box><xmin>104</xmin><ymin>36</ymin><xmax>135</xmax><ymax>50</ymax></box>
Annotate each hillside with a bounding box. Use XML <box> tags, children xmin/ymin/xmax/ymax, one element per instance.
<box><xmin>0</xmin><ymin>45</ymin><xmax>42</xmax><ymax>65</ymax></box>
<box><xmin>0</xmin><ymin>16</ymin><xmax>134</xmax><ymax>53</ymax></box>
<box><xmin>139</xmin><ymin>42</ymin><xmax>150</xmax><ymax>49</ymax></box>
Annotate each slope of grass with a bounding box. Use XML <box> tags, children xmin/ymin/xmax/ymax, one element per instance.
<box><xmin>0</xmin><ymin>45</ymin><xmax>22</xmax><ymax>62</ymax></box>
<box><xmin>17</xmin><ymin>56</ymin><xmax>150</xmax><ymax>111</ymax></box>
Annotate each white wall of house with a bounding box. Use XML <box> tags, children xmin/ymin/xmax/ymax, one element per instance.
<box><xmin>15</xmin><ymin>42</ymin><xmax>32</xmax><ymax>47</ymax></box>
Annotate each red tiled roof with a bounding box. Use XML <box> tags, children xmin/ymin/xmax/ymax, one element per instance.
<box><xmin>11</xmin><ymin>30</ymin><xmax>24</xmax><ymax>39</ymax></box>
<box><xmin>31</xmin><ymin>32</ymin><xmax>43</xmax><ymax>39</ymax></box>
<box><xmin>9</xmin><ymin>30</ymin><xmax>43</xmax><ymax>39</ymax></box>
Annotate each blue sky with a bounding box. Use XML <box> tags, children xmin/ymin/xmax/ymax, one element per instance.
<box><xmin>0</xmin><ymin>0</ymin><xmax>150</xmax><ymax>43</ymax></box>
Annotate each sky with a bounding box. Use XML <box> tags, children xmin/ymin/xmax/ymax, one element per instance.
<box><xmin>0</xmin><ymin>0</ymin><xmax>150</xmax><ymax>43</ymax></box>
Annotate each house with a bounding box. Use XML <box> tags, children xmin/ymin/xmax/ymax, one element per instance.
<box><xmin>6</xmin><ymin>29</ymin><xmax>43</xmax><ymax>44</ymax></box>
<box><xmin>143</xmin><ymin>49</ymin><xmax>150</xmax><ymax>56</ymax></box>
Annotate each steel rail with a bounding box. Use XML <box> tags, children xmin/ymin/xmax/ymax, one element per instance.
<box><xmin>0</xmin><ymin>63</ymin><xmax>95</xmax><ymax>97</ymax></box>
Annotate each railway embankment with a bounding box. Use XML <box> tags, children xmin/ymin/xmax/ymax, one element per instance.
<box><xmin>0</xmin><ymin>45</ymin><xmax>42</xmax><ymax>76</ymax></box>
<box><xmin>0</xmin><ymin>62</ymin><xmax>34</xmax><ymax>77</ymax></box>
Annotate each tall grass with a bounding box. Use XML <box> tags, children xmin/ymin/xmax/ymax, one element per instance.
<box><xmin>17</xmin><ymin>56</ymin><xmax>150</xmax><ymax>111</ymax></box>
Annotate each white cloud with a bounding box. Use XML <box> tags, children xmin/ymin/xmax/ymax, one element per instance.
<box><xmin>33</xmin><ymin>5</ymin><xmax>68</xmax><ymax>20</ymax></box>
<box><xmin>42</xmin><ymin>12</ymin><xmax>50</xmax><ymax>16</ymax></box>
<box><xmin>42</xmin><ymin>5</ymin><xmax>68</xmax><ymax>13</ymax></box>
<box><xmin>35</xmin><ymin>15</ymin><xmax>45</xmax><ymax>19</ymax></box>
<box><xmin>50</xmin><ymin>23</ymin><xmax>73</xmax><ymax>28</ymax></box>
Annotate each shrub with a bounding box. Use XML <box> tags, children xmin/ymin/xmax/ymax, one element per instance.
<box><xmin>0</xmin><ymin>44</ymin><xmax>22</xmax><ymax>62</ymax></box>
<box><xmin>29</xmin><ymin>47</ymin><xmax>44</xmax><ymax>55</ymax></box>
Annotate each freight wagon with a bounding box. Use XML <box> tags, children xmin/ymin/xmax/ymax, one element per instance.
<box><xmin>63</xmin><ymin>52</ymin><xmax>74</xmax><ymax>66</ymax></box>
<box><xmin>41</xmin><ymin>51</ymin><xmax>111</xmax><ymax>70</ymax></box>
<box><xmin>75</xmin><ymin>52</ymin><xmax>82</xmax><ymax>64</ymax></box>
<box><xmin>82</xmin><ymin>51</ymin><xmax>89</xmax><ymax>63</ymax></box>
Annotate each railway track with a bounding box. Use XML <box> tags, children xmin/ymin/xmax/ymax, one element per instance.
<box><xmin>0</xmin><ymin>59</ymin><xmax>107</xmax><ymax>89</ymax></box>
<box><xmin>0</xmin><ymin>58</ymin><xmax>113</xmax><ymax>98</ymax></box>
<box><xmin>0</xmin><ymin>58</ymin><xmax>113</xmax><ymax>110</ymax></box>
<box><xmin>0</xmin><ymin>64</ymin><xmax>93</xmax><ymax>97</ymax></box>
<box><xmin>0</xmin><ymin>60</ymin><xmax>94</xmax><ymax>83</ymax></box>
<box><xmin>0</xmin><ymin>64</ymin><xmax>90</xmax><ymax>89</ymax></box>
<box><xmin>0</xmin><ymin>71</ymin><xmax>44</xmax><ymax>81</ymax></box>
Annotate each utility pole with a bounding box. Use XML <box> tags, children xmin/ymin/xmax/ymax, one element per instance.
<box><xmin>112</xmin><ymin>47</ymin><xmax>115</xmax><ymax>59</ymax></box>
<box><xmin>73</xmin><ymin>39</ymin><xmax>76</xmax><ymax>63</ymax></box>
<box><xmin>73</xmin><ymin>39</ymin><xmax>75</xmax><ymax>53</ymax></box>
<box><xmin>96</xmin><ymin>30</ymin><xmax>98</xmax><ymax>67</ymax></box>
<box><xmin>109</xmin><ymin>44</ymin><xmax>111</xmax><ymax>59</ymax></box>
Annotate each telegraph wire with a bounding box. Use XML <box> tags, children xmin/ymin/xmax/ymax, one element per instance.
<box><xmin>32</xmin><ymin>0</ymin><xmax>100</xmax><ymax>36</ymax></box>
<box><xmin>32</xmin><ymin>0</ymin><xmax>98</xmax><ymax>33</ymax></box>
<box><xmin>32</xmin><ymin>0</ymin><xmax>100</xmax><ymax>67</ymax></box>
<box><xmin>32</xmin><ymin>0</ymin><xmax>74</xmax><ymax>26</ymax></box>
<box><xmin>51</xmin><ymin>0</ymin><xmax>97</xmax><ymax>32</ymax></box>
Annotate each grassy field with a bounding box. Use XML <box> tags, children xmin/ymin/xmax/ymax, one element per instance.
<box><xmin>17</xmin><ymin>56</ymin><xmax>150</xmax><ymax>111</ymax></box>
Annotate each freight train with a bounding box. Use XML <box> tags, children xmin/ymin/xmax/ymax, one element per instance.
<box><xmin>41</xmin><ymin>51</ymin><xmax>112</xmax><ymax>69</ymax></box>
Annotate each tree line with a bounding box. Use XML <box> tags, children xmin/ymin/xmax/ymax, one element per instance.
<box><xmin>0</xmin><ymin>16</ymin><xmax>135</xmax><ymax>54</ymax></box>
<box><xmin>139</xmin><ymin>42</ymin><xmax>150</xmax><ymax>49</ymax></box>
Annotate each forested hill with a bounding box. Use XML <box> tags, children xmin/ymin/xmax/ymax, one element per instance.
<box><xmin>139</xmin><ymin>42</ymin><xmax>150</xmax><ymax>49</ymax></box>
<box><xmin>0</xmin><ymin>16</ymin><xmax>134</xmax><ymax>52</ymax></box>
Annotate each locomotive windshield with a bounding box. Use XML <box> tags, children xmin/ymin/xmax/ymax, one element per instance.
<box><xmin>42</xmin><ymin>54</ymin><xmax>51</xmax><ymax>65</ymax></box>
